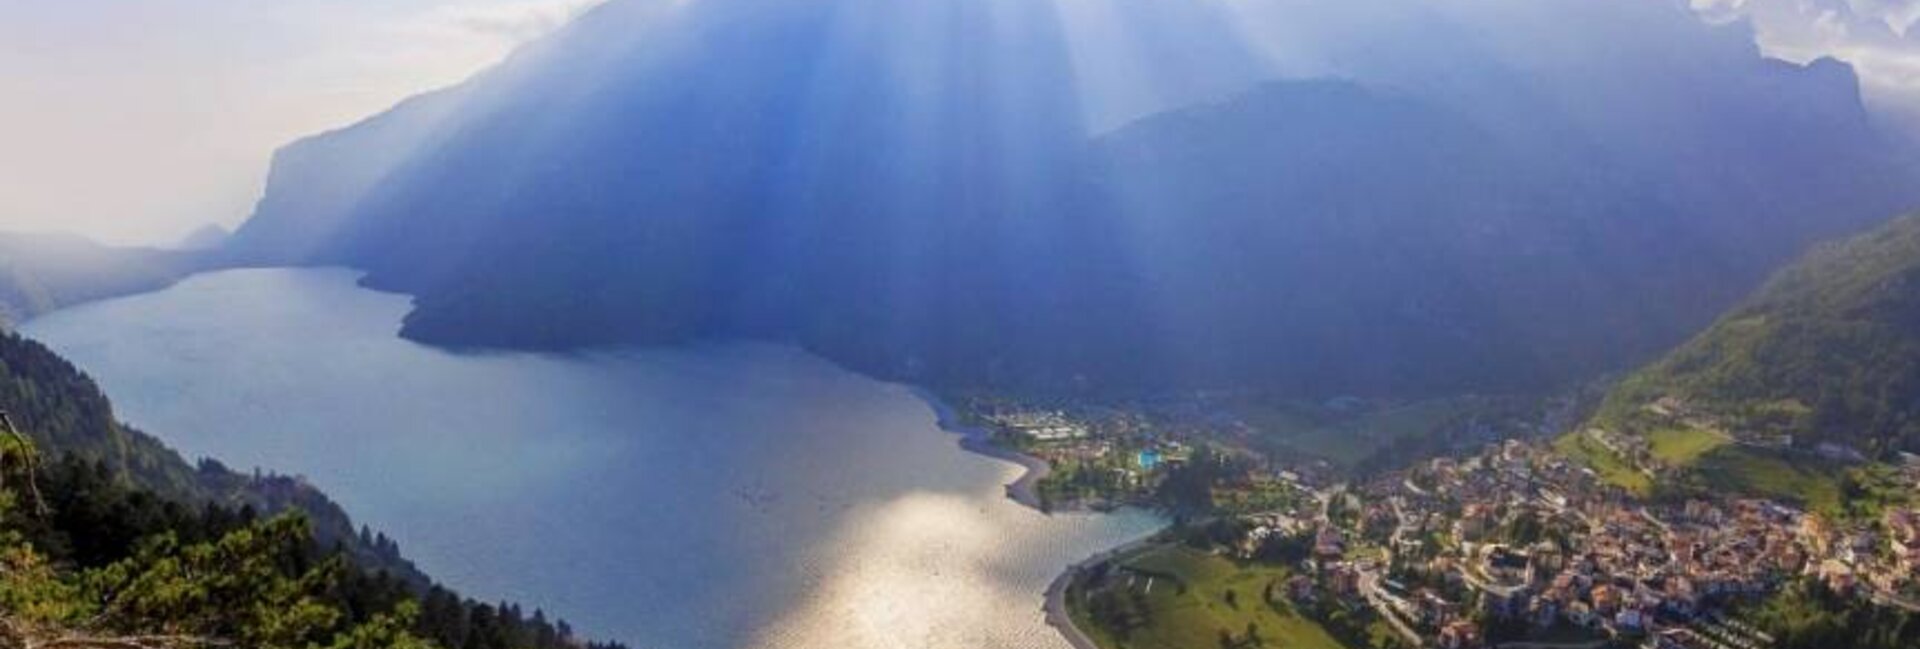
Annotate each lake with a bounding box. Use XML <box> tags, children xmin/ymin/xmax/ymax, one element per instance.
<box><xmin>23</xmin><ymin>268</ymin><xmax>1164</xmax><ymax>648</ymax></box>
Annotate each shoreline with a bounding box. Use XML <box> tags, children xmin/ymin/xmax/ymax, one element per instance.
<box><xmin>1041</xmin><ymin>533</ymin><xmax>1164</xmax><ymax>649</ymax></box>
<box><xmin>915</xmin><ymin>388</ymin><xmax>1171</xmax><ymax>649</ymax></box>
<box><xmin>915</xmin><ymin>388</ymin><xmax>1054</xmax><ymax>511</ymax></box>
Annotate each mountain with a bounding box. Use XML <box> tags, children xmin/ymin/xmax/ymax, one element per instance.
<box><xmin>1553</xmin><ymin>213</ymin><xmax>1920</xmax><ymax>514</ymax></box>
<box><xmin>1594</xmin><ymin>213</ymin><xmax>1920</xmax><ymax>460</ymax></box>
<box><xmin>224</xmin><ymin>0</ymin><xmax>1920</xmax><ymax>397</ymax></box>
<box><xmin>176</xmin><ymin>223</ymin><xmax>233</xmax><ymax>251</ymax></box>
<box><xmin>1084</xmin><ymin>79</ymin><xmax>1774</xmax><ymax>393</ymax></box>
<box><xmin>0</xmin><ymin>232</ymin><xmax>202</xmax><ymax>326</ymax></box>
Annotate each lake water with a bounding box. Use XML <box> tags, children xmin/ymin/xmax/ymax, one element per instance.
<box><xmin>23</xmin><ymin>268</ymin><xmax>1163</xmax><ymax>649</ymax></box>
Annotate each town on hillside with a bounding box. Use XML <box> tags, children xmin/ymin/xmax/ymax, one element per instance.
<box><xmin>952</xmin><ymin>391</ymin><xmax>1920</xmax><ymax>649</ymax></box>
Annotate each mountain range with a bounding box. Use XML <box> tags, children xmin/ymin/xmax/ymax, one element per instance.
<box><xmin>220</xmin><ymin>0</ymin><xmax>1920</xmax><ymax>398</ymax></box>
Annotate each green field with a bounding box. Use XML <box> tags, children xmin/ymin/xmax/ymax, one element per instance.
<box><xmin>1646</xmin><ymin>427</ymin><xmax>1731</xmax><ymax>465</ymax></box>
<box><xmin>1557</xmin><ymin>426</ymin><xmax>1851</xmax><ymax>511</ymax></box>
<box><xmin>1238</xmin><ymin>398</ymin><xmax>1488</xmax><ymax>467</ymax></box>
<box><xmin>1690</xmin><ymin>446</ymin><xmax>1843</xmax><ymax>514</ymax></box>
<box><xmin>1553</xmin><ymin>432</ymin><xmax>1652</xmax><ymax>495</ymax></box>
<box><xmin>1067</xmin><ymin>545</ymin><xmax>1374</xmax><ymax>649</ymax></box>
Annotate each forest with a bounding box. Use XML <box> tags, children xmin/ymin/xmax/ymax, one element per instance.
<box><xmin>0</xmin><ymin>331</ymin><xmax>622</xmax><ymax>648</ymax></box>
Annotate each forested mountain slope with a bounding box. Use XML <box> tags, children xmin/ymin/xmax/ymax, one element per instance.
<box><xmin>1596</xmin><ymin>213</ymin><xmax>1920</xmax><ymax>459</ymax></box>
<box><xmin>0</xmin><ymin>331</ymin><xmax>621</xmax><ymax>648</ymax></box>
<box><xmin>0</xmin><ymin>331</ymin><xmax>378</xmax><ymax>556</ymax></box>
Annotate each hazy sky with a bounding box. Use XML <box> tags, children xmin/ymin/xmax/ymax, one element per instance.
<box><xmin>0</xmin><ymin>0</ymin><xmax>1916</xmax><ymax>246</ymax></box>
<box><xmin>0</xmin><ymin>0</ymin><xmax>599</xmax><ymax>246</ymax></box>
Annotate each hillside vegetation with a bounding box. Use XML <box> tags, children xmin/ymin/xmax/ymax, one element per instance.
<box><xmin>0</xmin><ymin>331</ymin><xmax>381</xmax><ymax>562</ymax></box>
<box><xmin>1</xmin><ymin>445</ymin><xmax>623</xmax><ymax>649</ymax></box>
<box><xmin>1596</xmin><ymin>213</ymin><xmax>1920</xmax><ymax>459</ymax></box>
<box><xmin>0</xmin><ymin>331</ymin><xmax>622</xmax><ymax>648</ymax></box>
<box><xmin>1068</xmin><ymin>545</ymin><xmax>1382</xmax><ymax>649</ymax></box>
<box><xmin>1563</xmin><ymin>213</ymin><xmax>1920</xmax><ymax>513</ymax></box>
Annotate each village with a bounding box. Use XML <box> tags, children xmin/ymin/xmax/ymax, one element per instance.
<box><xmin>957</xmin><ymin>393</ymin><xmax>1920</xmax><ymax>649</ymax></box>
<box><xmin>961</xmin><ymin>396</ymin><xmax>1200</xmax><ymax>511</ymax></box>
<box><xmin>949</xmin><ymin>389</ymin><xmax>1559</xmax><ymax>512</ymax></box>
<box><xmin>1242</xmin><ymin>439</ymin><xmax>1920</xmax><ymax>648</ymax></box>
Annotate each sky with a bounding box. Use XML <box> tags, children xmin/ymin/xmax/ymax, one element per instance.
<box><xmin>0</xmin><ymin>0</ymin><xmax>601</xmax><ymax>246</ymax></box>
<box><xmin>0</xmin><ymin>0</ymin><xmax>1916</xmax><ymax>247</ymax></box>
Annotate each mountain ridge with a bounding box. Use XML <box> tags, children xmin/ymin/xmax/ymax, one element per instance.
<box><xmin>221</xmin><ymin>0</ymin><xmax>1920</xmax><ymax>398</ymax></box>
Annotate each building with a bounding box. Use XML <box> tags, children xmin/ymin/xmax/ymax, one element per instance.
<box><xmin>1437</xmin><ymin>620</ymin><xmax>1481</xmax><ymax>649</ymax></box>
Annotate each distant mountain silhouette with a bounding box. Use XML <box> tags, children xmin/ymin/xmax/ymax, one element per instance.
<box><xmin>177</xmin><ymin>224</ymin><xmax>233</xmax><ymax>251</ymax></box>
<box><xmin>225</xmin><ymin>0</ymin><xmax>1920</xmax><ymax>396</ymax></box>
<box><xmin>0</xmin><ymin>232</ymin><xmax>200</xmax><ymax>326</ymax></box>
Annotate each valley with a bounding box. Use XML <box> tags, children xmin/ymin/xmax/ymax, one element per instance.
<box><xmin>1027</xmin><ymin>212</ymin><xmax>1920</xmax><ymax>649</ymax></box>
<box><xmin>7</xmin><ymin>2</ymin><xmax>1920</xmax><ymax>649</ymax></box>
<box><xmin>21</xmin><ymin>268</ymin><xmax>1166</xmax><ymax>649</ymax></box>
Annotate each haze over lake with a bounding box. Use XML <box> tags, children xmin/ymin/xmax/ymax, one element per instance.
<box><xmin>23</xmin><ymin>268</ymin><xmax>1164</xmax><ymax>648</ymax></box>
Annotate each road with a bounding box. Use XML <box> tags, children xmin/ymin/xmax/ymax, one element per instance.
<box><xmin>1349</xmin><ymin>492</ymin><xmax>1426</xmax><ymax>647</ymax></box>
<box><xmin>1357</xmin><ymin>568</ymin><xmax>1426</xmax><ymax>648</ymax></box>
<box><xmin>1042</xmin><ymin>533</ymin><xmax>1165</xmax><ymax>649</ymax></box>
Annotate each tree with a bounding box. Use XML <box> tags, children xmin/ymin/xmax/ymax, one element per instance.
<box><xmin>0</xmin><ymin>334</ymin><xmax>630</xmax><ymax>649</ymax></box>
<box><xmin>83</xmin><ymin>515</ymin><xmax>347</xmax><ymax>648</ymax></box>
<box><xmin>1158</xmin><ymin>445</ymin><xmax>1226</xmax><ymax>514</ymax></box>
<box><xmin>326</xmin><ymin>603</ymin><xmax>436</xmax><ymax>649</ymax></box>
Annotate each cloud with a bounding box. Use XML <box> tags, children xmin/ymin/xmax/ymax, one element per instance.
<box><xmin>1694</xmin><ymin>0</ymin><xmax>1920</xmax><ymax>135</ymax></box>
<box><xmin>1855</xmin><ymin>0</ymin><xmax>1920</xmax><ymax>35</ymax></box>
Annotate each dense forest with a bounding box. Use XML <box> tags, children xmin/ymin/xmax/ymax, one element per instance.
<box><xmin>1742</xmin><ymin>580</ymin><xmax>1920</xmax><ymax>649</ymax></box>
<box><xmin>0</xmin><ymin>331</ymin><xmax>622</xmax><ymax>648</ymax></box>
<box><xmin>1597</xmin><ymin>212</ymin><xmax>1920</xmax><ymax>458</ymax></box>
<box><xmin>0</xmin><ymin>330</ymin><xmax>398</xmax><ymax>573</ymax></box>
<box><xmin>2</xmin><ymin>453</ymin><xmax>623</xmax><ymax>649</ymax></box>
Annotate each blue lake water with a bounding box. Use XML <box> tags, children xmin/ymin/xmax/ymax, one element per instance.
<box><xmin>24</xmin><ymin>268</ymin><xmax>1163</xmax><ymax>649</ymax></box>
